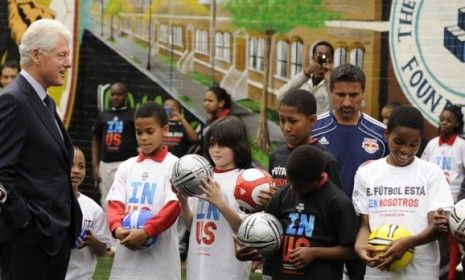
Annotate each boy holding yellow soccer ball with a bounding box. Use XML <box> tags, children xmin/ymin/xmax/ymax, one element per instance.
<box><xmin>352</xmin><ymin>106</ymin><xmax>454</xmax><ymax>279</ymax></box>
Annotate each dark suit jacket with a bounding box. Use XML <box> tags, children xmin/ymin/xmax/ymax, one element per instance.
<box><xmin>0</xmin><ymin>74</ymin><xmax>82</xmax><ymax>255</ymax></box>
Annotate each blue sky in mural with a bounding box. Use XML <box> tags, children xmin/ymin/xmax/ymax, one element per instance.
<box><xmin>79</xmin><ymin>0</ymin><xmax>91</xmax><ymax>43</ymax></box>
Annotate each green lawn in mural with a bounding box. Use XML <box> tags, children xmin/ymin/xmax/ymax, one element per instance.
<box><xmin>158</xmin><ymin>54</ymin><xmax>176</xmax><ymax>67</ymax></box>
<box><xmin>187</xmin><ymin>72</ymin><xmax>213</xmax><ymax>88</ymax></box>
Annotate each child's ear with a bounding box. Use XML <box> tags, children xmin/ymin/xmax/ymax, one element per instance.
<box><xmin>163</xmin><ymin>124</ymin><xmax>169</xmax><ymax>136</ymax></box>
<box><xmin>218</xmin><ymin>99</ymin><xmax>225</xmax><ymax>109</ymax></box>
<box><xmin>309</xmin><ymin>114</ymin><xmax>317</xmax><ymax>124</ymax></box>
<box><xmin>319</xmin><ymin>171</ymin><xmax>328</xmax><ymax>181</ymax></box>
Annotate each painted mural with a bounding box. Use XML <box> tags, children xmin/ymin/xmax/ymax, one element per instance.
<box><xmin>390</xmin><ymin>0</ymin><xmax>465</xmax><ymax>126</ymax></box>
<box><xmin>2</xmin><ymin>0</ymin><xmax>465</xmax><ymax>139</ymax></box>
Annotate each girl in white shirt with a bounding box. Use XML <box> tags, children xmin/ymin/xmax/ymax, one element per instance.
<box><xmin>422</xmin><ymin>104</ymin><xmax>465</xmax><ymax>280</ymax></box>
<box><xmin>178</xmin><ymin>116</ymin><xmax>252</xmax><ymax>280</ymax></box>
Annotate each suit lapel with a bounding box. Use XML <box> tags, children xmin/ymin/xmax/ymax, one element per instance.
<box><xmin>57</xmin><ymin>115</ymin><xmax>73</xmax><ymax>163</ymax></box>
<box><xmin>18</xmin><ymin>76</ymin><xmax>70</xmax><ymax>161</ymax></box>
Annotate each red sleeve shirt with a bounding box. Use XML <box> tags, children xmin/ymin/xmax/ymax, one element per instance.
<box><xmin>107</xmin><ymin>200</ymin><xmax>180</xmax><ymax>237</ymax></box>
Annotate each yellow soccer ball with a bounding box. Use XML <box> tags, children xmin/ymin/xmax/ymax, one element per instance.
<box><xmin>368</xmin><ymin>224</ymin><xmax>415</xmax><ymax>272</ymax></box>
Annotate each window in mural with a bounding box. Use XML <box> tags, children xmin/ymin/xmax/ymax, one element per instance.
<box><xmin>350</xmin><ymin>47</ymin><xmax>364</xmax><ymax>69</ymax></box>
<box><xmin>215</xmin><ymin>32</ymin><xmax>223</xmax><ymax>60</ymax></box>
<box><xmin>169</xmin><ymin>26</ymin><xmax>183</xmax><ymax>47</ymax></box>
<box><xmin>276</xmin><ymin>40</ymin><xmax>288</xmax><ymax>78</ymax></box>
<box><xmin>223</xmin><ymin>33</ymin><xmax>231</xmax><ymax>62</ymax></box>
<box><xmin>202</xmin><ymin>30</ymin><xmax>209</xmax><ymax>53</ymax></box>
<box><xmin>135</xmin><ymin>17</ymin><xmax>143</xmax><ymax>37</ymax></box>
<box><xmin>290</xmin><ymin>41</ymin><xmax>303</xmax><ymax>78</ymax></box>
<box><xmin>195</xmin><ymin>29</ymin><xmax>208</xmax><ymax>54</ymax></box>
<box><xmin>195</xmin><ymin>29</ymin><xmax>200</xmax><ymax>50</ymax></box>
<box><xmin>160</xmin><ymin>24</ymin><xmax>168</xmax><ymax>43</ymax></box>
<box><xmin>334</xmin><ymin>47</ymin><xmax>347</xmax><ymax>67</ymax></box>
<box><xmin>215</xmin><ymin>32</ymin><xmax>231</xmax><ymax>62</ymax></box>
<box><xmin>152</xmin><ymin>22</ymin><xmax>157</xmax><ymax>42</ymax></box>
<box><xmin>248</xmin><ymin>37</ymin><xmax>265</xmax><ymax>72</ymax></box>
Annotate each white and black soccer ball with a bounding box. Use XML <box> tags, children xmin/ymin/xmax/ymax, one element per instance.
<box><xmin>237</xmin><ymin>212</ymin><xmax>283</xmax><ymax>256</ymax></box>
<box><xmin>122</xmin><ymin>209</ymin><xmax>158</xmax><ymax>248</ymax></box>
<box><xmin>449</xmin><ymin>199</ymin><xmax>465</xmax><ymax>237</ymax></box>
<box><xmin>171</xmin><ymin>154</ymin><xmax>213</xmax><ymax>196</ymax></box>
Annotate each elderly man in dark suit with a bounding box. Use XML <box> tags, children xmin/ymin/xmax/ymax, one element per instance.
<box><xmin>0</xmin><ymin>19</ymin><xmax>82</xmax><ymax>280</ymax></box>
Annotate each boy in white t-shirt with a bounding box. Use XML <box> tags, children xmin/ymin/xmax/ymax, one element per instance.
<box><xmin>352</xmin><ymin>106</ymin><xmax>453</xmax><ymax>280</ymax></box>
<box><xmin>65</xmin><ymin>146</ymin><xmax>113</xmax><ymax>280</ymax></box>
<box><xmin>106</xmin><ymin>102</ymin><xmax>181</xmax><ymax>280</ymax></box>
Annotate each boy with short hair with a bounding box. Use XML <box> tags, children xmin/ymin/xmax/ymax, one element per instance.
<box><xmin>354</xmin><ymin>106</ymin><xmax>453</xmax><ymax>279</ymax></box>
<box><xmin>106</xmin><ymin>102</ymin><xmax>181</xmax><ymax>280</ymax></box>
<box><xmin>237</xmin><ymin>89</ymin><xmax>345</xmax><ymax>278</ymax></box>
<box><xmin>92</xmin><ymin>81</ymin><xmax>138</xmax><ymax>209</ymax></box>
<box><xmin>66</xmin><ymin>146</ymin><xmax>113</xmax><ymax>280</ymax></box>
<box><xmin>265</xmin><ymin>145</ymin><xmax>358</xmax><ymax>279</ymax></box>
<box><xmin>270</xmin><ymin>89</ymin><xmax>342</xmax><ymax>190</ymax></box>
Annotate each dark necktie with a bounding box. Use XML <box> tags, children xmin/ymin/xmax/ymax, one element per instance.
<box><xmin>43</xmin><ymin>95</ymin><xmax>57</xmax><ymax>122</ymax></box>
<box><xmin>43</xmin><ymin>95</ymin><xmax>64</xmax><ymax>141</ymax></box>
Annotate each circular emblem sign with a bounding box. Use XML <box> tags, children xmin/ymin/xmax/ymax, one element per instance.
<box><xmin>390</xmin><ymin>0</ymin><xmax>465</xmax><ymax>126</ymax></box>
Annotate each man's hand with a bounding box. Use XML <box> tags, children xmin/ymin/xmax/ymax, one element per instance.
<box><xmin>303</xmin><ymin>61</ymin><xmax>323</xmax><ymax>78</ymax></box>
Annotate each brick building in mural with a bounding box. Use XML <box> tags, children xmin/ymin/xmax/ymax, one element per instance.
<box><xmin>88</xmin><ymin>0</ymin><xmax>392</xmax><ymax>119</ymax></box>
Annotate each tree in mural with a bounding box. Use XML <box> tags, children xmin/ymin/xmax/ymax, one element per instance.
<box><xmin>104</xmin><ymin>0</ymin><xmax>133</xmax><ymax>40</ymax></box>
<box><xmin>224</xmin><ymin>0</ymin><xmax>336</xmax><ymax>152</ymax></box>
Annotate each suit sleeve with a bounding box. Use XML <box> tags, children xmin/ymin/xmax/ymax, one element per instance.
<box><xmin>0</xmin><ymin>94</ymin><xmax>31</xmax><ymax>228</ymax></box>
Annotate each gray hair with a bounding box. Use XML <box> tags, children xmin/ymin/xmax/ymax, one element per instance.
<box><xmin>19</xmin><ymin>19</ymin><xmax>72</xmax><ymax>67</ymax></box>
<box><xmin>329</xmin><ymin>64</ymin><xmax>366</xmax><ymax>92</ymax></box>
